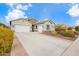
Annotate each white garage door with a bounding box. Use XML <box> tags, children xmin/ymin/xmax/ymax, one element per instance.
<box><xmin>14</xmin><ymin>25</ymin><xmax>31</xmax><ymax>32</ymax></box>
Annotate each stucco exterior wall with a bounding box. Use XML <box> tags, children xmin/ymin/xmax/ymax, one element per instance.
<box><xmin>37</xmin><ymin>21</ymin><xmax>55</xmax><ymax>33</ymax></box>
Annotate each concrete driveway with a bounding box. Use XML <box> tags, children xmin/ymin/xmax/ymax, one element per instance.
<box><xmin>15</xmin><ymin>32</ymin><xmax>73</xmax><ymax>56</ymax></box>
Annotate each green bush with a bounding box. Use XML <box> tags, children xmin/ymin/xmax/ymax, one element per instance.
<box><xmin>60</xmin><ymin>30</ymin><xmax>75</xmax><ymax>37</ymax></box>
<box><xmin>0</xmin><ymin>27</ymin><xmax>13</xmax><ymax>55</ymax></box>
<box><xmin>51</xmin><ymin>31</ymin><xmax>57</xmax><ymax>36</ymax></box>
<box><xmin>75</xmin><ymin>26</ymin><xmax>79</xmax><ymax>31</ymax></box>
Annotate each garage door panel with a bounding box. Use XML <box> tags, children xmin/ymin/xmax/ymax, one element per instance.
<box><xmin>14</xmin><ymin>25</ymin><xmax>31</xmax><ymax>32</ymax></box>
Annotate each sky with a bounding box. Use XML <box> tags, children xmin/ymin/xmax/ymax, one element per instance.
<box><xmin>0</xmin><ymin>3</ymin><xmax>79</xmax><ymax>26</ymax></box>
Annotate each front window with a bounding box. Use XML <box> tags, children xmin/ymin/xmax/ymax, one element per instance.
<box><xmin>46</xmin><ymin>25</ymin><xmax>50</xmax><ymax>30</ymax></box>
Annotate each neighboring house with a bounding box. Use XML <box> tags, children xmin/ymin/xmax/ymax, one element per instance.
<box><xmin>10</xmin><ymin>18</ymin><xmax>56</xmax><ymax>32</ymax></box>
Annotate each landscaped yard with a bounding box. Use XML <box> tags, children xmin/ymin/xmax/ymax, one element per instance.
<box><xmin>42</xmin><ymin>24</ymin><xmax>79</xmax><ymax>41</ymax></box>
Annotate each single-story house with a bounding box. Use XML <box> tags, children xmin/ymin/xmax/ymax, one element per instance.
<box><xmin>10</xmin><ymin>18</ymin><xmax>56</xmax><ymax>32</ymax></box>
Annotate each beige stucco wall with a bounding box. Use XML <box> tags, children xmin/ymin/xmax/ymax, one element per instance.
<box><xmin>37</xmin><ymin>21</ymin><xmax>55</xmax><ymax>33</ymax></box>
<box><xmin>43</xmin><ymin>21</ymin><xmax>55</xmax><ymax>31</ymax></box>
<box><xmin>37</xmin><ymin>24</ymin><xmax>43</xmax><ymax>33</ymax></box>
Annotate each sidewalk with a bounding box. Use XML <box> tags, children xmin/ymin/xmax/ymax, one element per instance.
<box><xmin>62</xmin><ymin>36</ymin><xmax>79</xmax><ymax>56</ymax></box>
<box><xmin>11</xmin><ymin>35</ymin><xmax>28</xmax><ymax>56</ymax></box>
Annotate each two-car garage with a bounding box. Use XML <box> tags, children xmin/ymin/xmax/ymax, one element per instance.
<box><xmin>14</xmin><ymin>25</ymin><xmax>31</xmax><ymax>32</ymax></box>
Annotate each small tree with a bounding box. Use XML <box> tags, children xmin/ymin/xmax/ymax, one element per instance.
<box><xmin>75</xmin><ymin>26</ymin><xmax>79</xmax><ymax>31</ymax></box>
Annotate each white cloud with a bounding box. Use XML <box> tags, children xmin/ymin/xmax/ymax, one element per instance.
<box><xmin>5</xmin><ymin>9</ymin><xmax>27</xmax><ymax>22</ymax></box>
<box><xmin>6</xmin><ymin>3</ymin><xmax>14</xmax><ymax>7</ymax></box>
<box><xmin>16</xmin><ymin>4</ymin><xmax>29</xmax><ymax>10</ymax></box>
<box><xmin>76</xmin><ymin>20</ymin><xmax>79</xmax><ymax>25</ymax></box>
<box><xmin>5</xmin><ymin>3</ymin><xmax>32</xmax><ymax>23</ymax></box>
<box><xmin>67</xmin><ymin>4</ymin><xmax>79</xmax><ymax>17</ymax></box>
<box><xmin>67</xmin><ymin>4</ymin><xmax>79</xmax><ymax>25</ymax></box>
<box><xmin>28</xmin><ymin>3</ymin><xmax>32</xmax><ymax>7</ymax></box>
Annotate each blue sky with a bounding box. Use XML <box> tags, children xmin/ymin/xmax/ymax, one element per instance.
<box><xmin>0</xmin><ymin>3</ymin><xmax>79</xmax><ymax>26</ymax></box>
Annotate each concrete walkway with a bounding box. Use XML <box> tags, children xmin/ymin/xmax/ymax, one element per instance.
<box><xmin>63</xmin><ymin>36</ymin><xmax>79</xmax><ymax>56</ymax></box>
<box><xmin>15</xmin><ymin>32</ymin><xmax>73</xmax><ymax>56</ymax></box>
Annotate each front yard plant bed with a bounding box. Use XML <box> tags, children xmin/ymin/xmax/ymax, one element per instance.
<box><xmin>0</xmin><ymin>27</ymin><xmax>13</xmax><ymax>56</ymax></box>
<box><xmin>42</xmin><ymin>31</ymin><xmax>78</xmax><ymax>41</ymax></box>
<box><xmin>56</xmin><ymin>34</ymin><xmax>78</xmax><ymax>41</ymax></box>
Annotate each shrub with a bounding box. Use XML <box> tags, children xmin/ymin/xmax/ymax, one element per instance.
<box><xmin>0</xmin><ymin>27</ymin><xmax>13</xmax><ymax>55</ymax></box>
<box><xmin>0</xmin><ymin>23</ymin><xmax>9</xmax><ymax>28</ymax></box>
<box><xmin>51</xmin><ymin>31</ymin><xmax>57</xmax><ymax>36</ymax></box>
<box><xmin>55</xmin><ymin>24</ymin><xmax>68</xmax><ymax>31</ymax></box>
<box><xmin>75</xmin><ymin>26</ymin><xmax>79</xmax><ymax>31</ymax></box>
<box><xmin>68</xmin><ymin>27</ymin><xmax>73</xmax><ymax>30</ymax></box>
<box><xmin>60</xmin><ymin>30</ymin><xmax>75</xmax><ymax>37</ymax></box>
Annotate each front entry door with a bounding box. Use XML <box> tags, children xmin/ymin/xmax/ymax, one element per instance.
<box><xmin>32</xmin><ymin>25</ymin><xmax>34</xmax><ymax>32</ymax></box>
